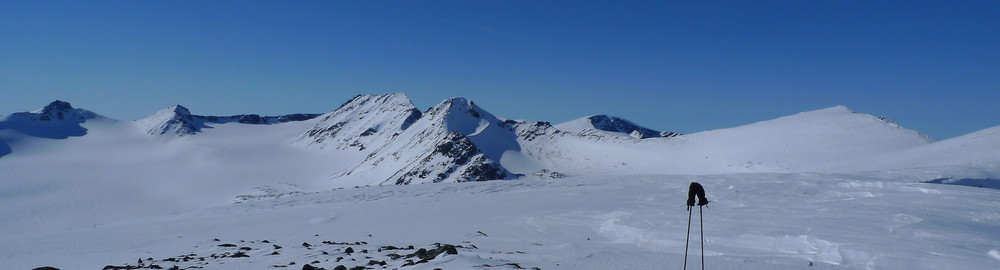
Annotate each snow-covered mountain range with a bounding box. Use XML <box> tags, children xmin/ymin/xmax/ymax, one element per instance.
<box><xmin>2</xmin><ymin>94</ymin><xmax>999</xmax><ymax>270</ymax></box>
<box><xmin>2</xmin><ymin>94</ymin><xmax>997</xmax><ymax>186</ymax></box>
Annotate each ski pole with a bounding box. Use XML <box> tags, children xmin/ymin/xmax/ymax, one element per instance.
<box><xmin>700</xmin><ymin>205</ymin><xmax>705</xmax><ymax>270</ymax></box>
<box><xmin>684</xmin><ymin>182</ymin><xmax>708</xmax><ymax>270</ymax></box>
<box><xmin>683</xmin><ymin>205</ymin><xmax>692</xmax><ymax>270</ymax></box>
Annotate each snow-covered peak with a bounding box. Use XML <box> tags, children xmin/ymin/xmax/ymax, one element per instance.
<box><xmin>0</xmin><ymin>100</ymin><xmax>105</xmax><ymax>141</ymax></box>
<box><xmin>136</xmin><ymin>105</ymin><xmax>203</xmax><ymax>136</ymax></box>
<box><xmin>434</xmin><ymin>97</ymin><xmax>473</xmax><ymax>115</ymax></box>
<box><xmin>297</xmin><ymin>93</ymin><xmax>421</xmax><ymax>150</ymax></box>
<box><xmin>420</xmin><ymin>97</ymin><xmax>519</xmax><ymax>160</ymax></box>
<box><xmin>778</xmin><ymin>105</ymin><xmax>906</xmax><ymax>128</ymax></box>
<box><xmin>34</xmin><ymin>100</ymin><xmax>73</xmax><ymax>114</ymax></box>
<box><xmin>556</xmin><ymin>115</ymin><xmax>680</xmax><ymax>139</ymax></box>
<box><xmin>165</xmin><ymin>105</ymin><xmax>192</xmax><ymax>117</ymax></box>
<box><xmin>334</xmin><ymin>96</ymin><xmax>518</xmax><ymax>185</ymax></box>
<box><xmin>142</xmin><ymin>105</ymin><xmax>192</xmax><ymax>120</ymax></box>
<box><xmin>666</xmin><ymin>105</ymin><xmax>936</xmax><ymax>172</ymax></box>
<box><xmin>743</xmin><ymin>105</ymin><xmax>933</xmax><ymax>141</ymax></box>
<box><xmin>425</xmin><ymin>97</ymin><xmax>478</xmax><ymax>116</ymax></box>
<box><xmin>18</xmin><ymin>100</ymin><xmax>103</xmax><ymax>122</ymax></box>
<box><xmin>336</xmin><ymin>93</ymin><xmax>414</xmax><ymax>111</ymax></box>
<box><xmin>420</xmin><ymin>98</ymin><xmax>514</xmax><ymax>140</ymax></box>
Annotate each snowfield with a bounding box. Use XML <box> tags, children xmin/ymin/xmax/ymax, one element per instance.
<box><xmin>1</xmin><ymin>96</ymin><xmax>999</xmax><ymax>269</ymax></box>
<box><xmin>2</xmin><ymin>174</ymin><xmax>999</xmax><ymax>270</ymax></box>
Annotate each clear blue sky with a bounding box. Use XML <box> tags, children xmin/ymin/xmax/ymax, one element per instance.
<box><xmin>2</xmin><ymin>1</ymin><xmax>997</xmax><ymax>139</ymax></box>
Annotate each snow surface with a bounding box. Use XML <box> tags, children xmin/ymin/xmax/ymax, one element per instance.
<box><xmin>2</xmin><ymin>98</ymin><xmax>999</xmax><ymax>270</ymax></box>
<box><xmin>2</xmin><ymin>174</ymin><xmax>999</xmax><ymax>270</ymax></box>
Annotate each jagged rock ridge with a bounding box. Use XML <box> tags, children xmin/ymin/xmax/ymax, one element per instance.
<box><xmin>336</xmin><ymin>97</ymin><xmax>515</xmax><ymax>185</ymax></box>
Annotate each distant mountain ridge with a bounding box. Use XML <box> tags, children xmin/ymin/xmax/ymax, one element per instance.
<box><xmin>2</xmin><ymin>95</ymin><xmax>996</xmax><ymax>187</ymax></box>
<box><xmin>556</xmin><ymin>115</ymin><xmax>681</xmax><ymax>139</ymax></box>
<box><xmin>137</xmin><ymin>104</ymin><xmax>320</xmax><ymax>136</ymax></box>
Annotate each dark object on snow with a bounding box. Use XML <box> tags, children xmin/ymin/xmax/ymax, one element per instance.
<box><xmin>102</xmin><ymin>266</ymin><xmax>137</xmax><ymax>270</ymax></box>
<box><xmin>302</xmin><ymin>264</ymin><xmax>325</xmax><ymax>270</ymax></box>
<box><xmin>684</xmin><ymin>181</ymin><xmax>708</xmax><ymax>270</ymax></box>
<box><xmin>33</xmin><ymin>267</ymin><xmax>60</xmax><ymax>270</ymax></box>
<box><xmin>686</xmin><ymin>182</ymin><xmax>708</xmax><ymax>208</ymax></box>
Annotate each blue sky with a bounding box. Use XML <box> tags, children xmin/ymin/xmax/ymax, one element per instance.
<box><xmin>2</xmin><ymin>1</ymin><xmax>997</xmax><ymax>139</ymax></box>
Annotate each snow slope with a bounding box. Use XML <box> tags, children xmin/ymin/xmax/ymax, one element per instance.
<box><xmin>816</xmin><ymin>125</ymin><xmax>1000</xmax><ymax>178</ymax></box>
<box><xmin>296</xmin><ymin>93</ymin><xmax>421</xmax><ymax>151</ymax></box>
<box><xmin>508</xmin><ymin>106</ymin><xmax>937</xmax><ymax>176</ymax></box>
<box><xmin>0</xmin><ymin>103</ymin><xmax>352</xmax><ymax>235</ymax></box>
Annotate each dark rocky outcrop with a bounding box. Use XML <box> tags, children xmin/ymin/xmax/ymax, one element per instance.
<box><xmin>392</xmin><ymin>132</ymin><xmax>510</xmax><ymax>185</ymax></box>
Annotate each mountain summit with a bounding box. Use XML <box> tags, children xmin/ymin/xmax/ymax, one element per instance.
<box><xmin>136</xmin><ymin>105</ymin><xmax>204</xmax><ymax>135</ymax></box>
<box><xmin>297</xmin><ymin>93</ymin><xmax>421</xmax><ymax>150</ymax></box>
<box><xmin>26</xmin><ymin>100</ymin><xmax>103</xmax><ymax>122</ymax></box>
<box><xmin>0</xmin><ymin>100</ymin><xmax>104</xmax><ymax>139</ymax></box>
<box><xmin>335</xmin><ymin>97</ymin><xmax>515</xmax><ymax>185</ymax></box>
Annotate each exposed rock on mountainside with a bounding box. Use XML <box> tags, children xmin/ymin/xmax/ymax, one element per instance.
<box><xmin>337</xmin><ymin>97</ymin><xmax>515</xmax><ymax>185</ymax></box>
<box><xmin>587</xmin><ymin>115</ymin><xmax>680</xmax><ymax>138</ymax></box>
<box><xmin>390</xmin><ymin>132</ymin><xmax>510</xmax><ymax>185</ymax></box>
